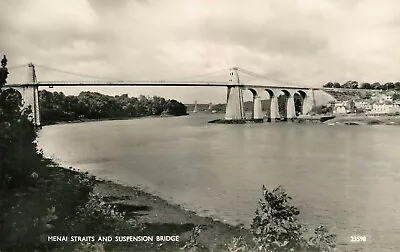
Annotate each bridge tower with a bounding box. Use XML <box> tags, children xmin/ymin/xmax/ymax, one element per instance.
<box><xmin>11</xmin><ymin>63</ymin><xmax>41</xmax><ymax>127</ymax></box>
<box><xmin>193</xmin><ymin>100</ymin><xmax>198</xmax><ymax>113</ymax></box>
<box><xmin>225</xmin><ymin>67</ymin><xmax>244</xmax><ymax>120</ymax></box>
<box><xmin>29</xmin><ymin>63</ymin><xmax>40</xmax><ymax>127</ymax></box>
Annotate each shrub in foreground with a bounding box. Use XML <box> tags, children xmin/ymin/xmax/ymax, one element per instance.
<box><xmin>226</xmin><ymin>185</ymin><xmax>336</xmax><ymax>252</ymax></box>
<box><xmin>251</xmin><ymin>185</ymin><xmax>308</xmax><ymax>251</ymax></box>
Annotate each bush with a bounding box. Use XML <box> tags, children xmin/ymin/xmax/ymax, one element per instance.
<box><xmin>227</xmin><ymin>236</ymin><xmax>249</xmax><ymax>252</ymax></box>
<box><xmin>249</xmin><ymin>185</ymin><xmax>336</xmax><ymax>252</ymax></box>
<box><xmin>307</xmin><ymin>225</ymin><xmax>336</xmax><ymax>252</ymax></box>
<box><xmin>0</xmin><ymin>55</ymin><xmax>40</xmax><ymax>190</ymax></box>
<box><xmin>251</xmin><ymin>185</ymin><xmax>307</xmax><ymax>251</ymax></box>
<box><xmin>181</xmin><ymin>225</ymin><xmax>205</xmax><ymax>251</ymax></box>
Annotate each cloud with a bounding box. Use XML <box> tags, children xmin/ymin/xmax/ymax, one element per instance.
<box><xmin>2</xmin><ymin>0</ymin><xmax>400</xmax><ymax>103</ymax></box>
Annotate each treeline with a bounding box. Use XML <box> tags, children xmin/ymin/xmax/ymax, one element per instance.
<box><xmin>323</xmin><ymin>81</ymin><xmax>400</xmax><ymax>90</ymax></box>
<box><xmin>39</xmin><ymin>90</ymin><xmax>188</xmax><ymax>124</ymax></box>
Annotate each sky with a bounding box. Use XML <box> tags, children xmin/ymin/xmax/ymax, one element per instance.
<box><xmin>1</xmin><ymin>0</ymin><xmax>400</xmax><ymax>103</ymax></box>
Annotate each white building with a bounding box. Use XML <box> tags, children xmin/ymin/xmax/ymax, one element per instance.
<box><xmin>354</xmin><ymin>101</ymin><xmax>372</xmax><ymax>111</ymax></box>
<box><xmin>332</xmin><ymin>101</ymin><xmax>345</xmax><ymax>114</ymax></box>
<box><xmin>332</xmin><ymin>100</ymin><xmax>355</xmax><ymax>114</ymax></box>
<box><xmin>368</xmin><ymin>101</ymin><xmax>400</xmax><ymax>115</ymax></box>
<box><xmin>334</xmin><ymin>105</ymin><xmax>347</xmax><ymax>114</ymax></box>
<box><xmin>371</xmin><ymin>94</ymin><xmax>393</xmax><ymax>103</ymax></box>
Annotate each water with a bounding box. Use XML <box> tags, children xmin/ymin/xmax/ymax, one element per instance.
<box><xmin>37</xmin><ymin>114</ymin><xmax>400</xmax><ymax>251</ymax></box>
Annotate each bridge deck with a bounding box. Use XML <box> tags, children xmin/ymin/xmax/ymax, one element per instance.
<box><xmin>5</xmin><ymin>82</ymin><xmax>380</xmax><ymax>92</ymax></box>
<box><xmin>5</xmin><ymin>81</ymin><xmax>318</xmax><ymax>90</ymax></box>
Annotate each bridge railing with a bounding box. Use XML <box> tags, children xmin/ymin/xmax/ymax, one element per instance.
<box><xmin>5</xmin><ymin>81</ymin><xmax>320</xmax><ymax>90</ymax></box>
<box><xmin>6</xmin><ymin>82</ymin><xmax>384</xmax><ymax>91</ymax></box>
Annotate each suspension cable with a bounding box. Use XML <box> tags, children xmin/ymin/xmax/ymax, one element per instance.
<box><xmin>237</xmin><ymin>67</ymin><xmax>297</xmax><ymax>86</ymax></box>
<box><xmin>172</xmin><ymin>68</ymin><xmax>229</xmax><ymax>81</ymax></box>
<box><xmin>8</xmin><ymin>63</ymin><xmax>31</xmax><ymax>70</ymax></box>
<box><xmin>34</xmin><ymin>64</ymin><xmax>114</xmax><ymax>81</ymax></box>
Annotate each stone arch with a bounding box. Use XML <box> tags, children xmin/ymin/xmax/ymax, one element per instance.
<box><xmin>265</xmin><ymin>89</ymin><xmax>275</xmax><ymax>98</ymax></box>
<box><xmin>294</xmin><ymin>90</ymin><xmax>307</xmax><ymax>116</ymax></box>
<box><xmin>264</xmin><ymin>89</ymin><xmax>279</xmax><ymax>121</ymax></box>
<box><xmin>248</xmin><ymin>88</ymin><xmax>258</xmax><ymax>97</ymax></box>
<box><xmin>281</xmin><ymin>89</ymin><xmax>291</xmax><ymax>97</ymax></box>
<box><xmin>277</xmin><ymin>90</ymin><xmax>291</xmax><ymax>120</ymax></box>
<box><xmin>244</xmin><ymin>88</ymin><xmax>262</xmax><ymax>120</ymax></box>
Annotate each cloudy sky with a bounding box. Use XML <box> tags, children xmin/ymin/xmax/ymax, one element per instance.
<box><xmin>1</xmin><ymin>0</ymin><xmax>400</xmax><ymax>103</ymax></box>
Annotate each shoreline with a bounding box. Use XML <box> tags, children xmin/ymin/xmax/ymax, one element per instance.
<box><xmin>89</xmin><ymin>171</ymin><xmax>252</xmax><ymax>250</ymax></box>
<box><xmin>323</xmin><ymin>114</ymin><xmax>400</xmax><ymax>125</ymax></box>
<box><xmin>40</xmin><ymin>114</ymin><xmax>189</xmax><ymax>126</ymax></box>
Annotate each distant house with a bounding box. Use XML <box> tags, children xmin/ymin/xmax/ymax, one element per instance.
<box><xmin>334</xmin><ymin>105</ymin><xmax>347</xmax><ymax>114</ymax></box>
<box><xmin>371</xmin><ymin>93</ymin><xmax>393</xmax><ymax>103</ymax></box>
<box><xmin>381</xmin><ymin>94</ymin><xmax>393</xmax><ymax>102</ymax></box>
<box><xmin>354</xmin><ymin>101</ymin><xmax>372</xmax><ymax>111</ymax></box>
<box><xmin>368</xmin><ymin>101</ymin><xmax>400</xmax><ymax>115</ymax></box>
<box><xmin>332</xmin><ymin>100</ymin><xmax>355</xmax><ymax>114</ymax></box>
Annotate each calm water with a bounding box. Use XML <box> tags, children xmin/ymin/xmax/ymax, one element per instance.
<box><xmin>37</xmin><ymin>114</ymin><xmax>400</xmax><ymax>251</ymax></box>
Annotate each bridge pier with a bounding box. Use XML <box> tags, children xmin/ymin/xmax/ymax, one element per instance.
<box><xmin>286</xmin><ymin>95</ymin><xmax>296</xmax><ymax>120</ymax></box>
<box><xmin>225</xmin><ymin>86</ymin><xmax>244</xmax><ymax>120</ymax></box>
<box><xmin>253</xmin><ymin>95</ymin><xmax>263</xmax><ymax>120</ymax></box>
<box><xmin>269</xmin><ymin>96</ymin><xmax>280</xmax><ymax>121</ymax></box>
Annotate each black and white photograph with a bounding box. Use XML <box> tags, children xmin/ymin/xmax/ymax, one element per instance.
<box><xmin>1</xmin><ymin>0</ymin><xmax>400</xmax><ymax>251</ymax></box>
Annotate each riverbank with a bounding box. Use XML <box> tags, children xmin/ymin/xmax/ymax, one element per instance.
<box><xmin>323</xmin><ymin>114</ymin><xmax>400</xmax><ymax>125</ymax></box>
<box><xmin>0</xmin><ymin>160</ymin><xmax>250</xmax><ymax>252</ymax></box>
<box><xmin>40</xmin><ymin>114</ymin><xmax>189</xmax><ymax>126</ymax></box>
<box><xmin>94</xmin><ymin>178</ymin><xmax>251</xmax><ymax>251</ymax></box>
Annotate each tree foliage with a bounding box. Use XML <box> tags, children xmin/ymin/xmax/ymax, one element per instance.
<box><xmin>249</xmin><ymin>185</ymin><xmax>336</xmax><ymax>252</ymax></box>
<box><xmin>326</xmin><ymin>80</ymin><xmax>400</xmax><ymax>91</ymax></box>
<box><xmin>39</xmin><ymin>90</ymin><xmax>188</xmax><ymax>124</ymax></box>
<box><xmin>0</xmin><ymin>55</ymin><xmax>8</xmax><ymax>89</ymax></box>
<box><xmin>0</xmin><ymin>55</ymin><xmax>39</xmax><ymax>189</ymax></box>
<box><xmin>251</xmin><ymin>185</ymin><xmax>307</xmax><ymax>251</ymax></box>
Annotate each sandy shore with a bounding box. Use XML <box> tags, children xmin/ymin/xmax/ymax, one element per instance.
<box><xmin>93</xmin><ymin>179</ymin><xmax>251</xmax><ymax>251</ymax></box>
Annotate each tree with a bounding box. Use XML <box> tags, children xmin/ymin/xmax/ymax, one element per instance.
<box><xmin>308</xmin><ymin>225</ymin><xmax>337</xmax><ymax>252</ymax></box>
<box><xmin>360</xmin><ymin>82</ymin><xmax>371</xmax><ymax>89</ymax></box>
<box><xmin>166</xmin><ymin>99</ymin><xmax>187</xmax><ymax>116</ymax></box>
<box><xmin>372</xmin><ymin>82</ymin><xmax>381</xmax><ymax>90</ymax></box>
<box><xmin>323</xmin><ymin>82</ymin><xmax>333</xmax><ymax>88</ymax></box>
<box><xmin>250</xmin><ymin>185</ymin><xmax>336</xmax><ymax>252</ymax></box>
<box><xmin>385</xmin><ymin>82</ymin><xmax>395</xmax><ymax>90</ymax></box>
<box><xmin>251</xmin><ymin>185</ymin><xmax>307</xmax><ymax>251</ymax></box>
<box><xmin>342</xmin><ymin>81</ymin><xmax>358</xmax><ymax>89</ymax></box>
<box><xmin>392</xmin><ymin>93</ymin><xmax>400</xmax><ymax>101</ymax></box>
<box><xmin>0</xmin><ymin>55</ymin><xmax>38</xmax><ymax>189</ymax></box>
<box><xmin>395</xmin><ymin>82</ymin><xmax>400</xmax><ymax>91</ymax></box>
<box><xmin>38</xmin><ymin>90</ymin><xmax>188</xmax><ymax>123</ymax></box>
<box><xmin>332</xmin><ymin>82</ymin><xmax>341</xmax><ymax>88</ymax></box>
<box><xmin>0</xmin><ymin>55</ymin><xmax>8</xmax><ymax>89</ymax></box>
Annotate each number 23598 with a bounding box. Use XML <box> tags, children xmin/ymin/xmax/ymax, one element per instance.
<box><xmin>350</xmin><ymin>236</ymin><xmax>366</xmax><ymax>242</ymax></box>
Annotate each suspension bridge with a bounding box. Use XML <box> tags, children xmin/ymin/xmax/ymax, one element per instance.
<box><xmin>4</xmin><ymin>63</ymin><xmax>339</xmax><ymax>126</ymax></box>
